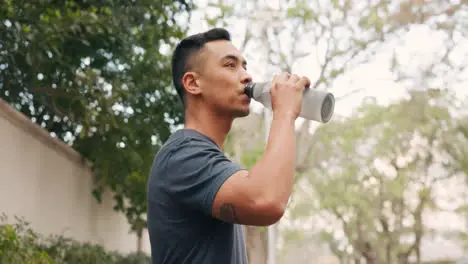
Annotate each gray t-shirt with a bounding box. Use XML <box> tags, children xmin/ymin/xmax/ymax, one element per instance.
<box><xmin>147</xmin><ymin>129</ymin><xmax>248</xmax><ymax>264</ymax></box>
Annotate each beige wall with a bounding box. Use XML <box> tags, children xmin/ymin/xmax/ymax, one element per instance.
<box><xmin>0</xmin><ymin>99</ymin><xmax>150</xmax><ymax>255</ymax></box>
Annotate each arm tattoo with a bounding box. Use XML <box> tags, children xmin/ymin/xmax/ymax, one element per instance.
<box><xmin>219</xmin><ymin>203</ymin><xmax>240</xmax><ymax>223</ymax></box>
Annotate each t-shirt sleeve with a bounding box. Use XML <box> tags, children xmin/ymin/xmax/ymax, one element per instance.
<box><xmin>163</xmin><ymin>137</ymin><xmax>243</xmax><ymax>215</ymax></box>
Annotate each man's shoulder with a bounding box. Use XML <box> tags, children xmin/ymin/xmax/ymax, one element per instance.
<box><xmin>161</xmin><ymin>129</ymin><xmax>220</xmax><ymax>155</ymax></box>
<box><xmin>152</xmin><ymin>129</ymin><xmax>222</xmax><ymax>169</ymax></box>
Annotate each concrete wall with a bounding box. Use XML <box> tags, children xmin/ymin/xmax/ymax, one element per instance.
<box><xmin>0</xmin><ymin>99</ymin><xmax>150</xmax><ymax>254</ymax></box>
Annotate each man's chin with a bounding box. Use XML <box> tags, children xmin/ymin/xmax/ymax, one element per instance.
<box><xmin>233</xmin><ymin>108</ymin><xmax>251</xmax><ymax>118</ymax></box>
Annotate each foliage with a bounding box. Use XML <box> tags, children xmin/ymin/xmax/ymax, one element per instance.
<box><xmin>0</xmin><ymin>215</ymin><xmax>53</xmax><ymax>264</ymax></box>
<box><xmin>0</xmin><ymin>0</ymin><xmax>193</xmax><ymax>239</ymax></box>
<box><xmin>289</xmin><ymin>90</ymin><xmax>467</xmax><ymax>263</ymax></box>
<box><xmin>202</xmin><ymin>0</ymin><xmax>465</xmax><ymax>87</ymax></box>
<box><xmin>420</xmin><ymin>261</ymin><xmax>455</xmax><ymax>264</ymax></box>
<box><xmin>207</xmin><ymin>1</ymin><xmax>467</xmax><ymax>260</ymax></box>
<box><xmin>451</xmin><ymin>117</ymin><xmax>468</xmax><ymax>176</ymax></box>
<box><xmin>0</xmin><ymin>213</ymin><xmax>151</xmax><ymax>264</ymax></box>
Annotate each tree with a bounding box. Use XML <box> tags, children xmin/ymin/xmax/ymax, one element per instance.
<box><xmin>450</xmin><ymin>117</ymin><xmax>468</xmax><ymax>176</ymax></box>
<box><xmin>449</xmin><ymin>114</ymin><xmax>468</xmax><ymax>251</ymax></box>
<box><xmin>289</xmin><ymin>89</ymin><xmax>467</xmax><ymax>264</ymax></box>
<box><xmin>196</xmin><ymin>0</ymin><xmax>467</xmax><ymax>262</ymax></box>
<box><xmin>1</xmin><ymin>0</ymin><xmax>193</xmax><ymax>250</ymax></box>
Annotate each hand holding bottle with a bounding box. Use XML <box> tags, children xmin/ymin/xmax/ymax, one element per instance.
<box><xmin>270</xmin><ymin>72</ymin><xmax>311</xmax><ymax>120</ymax></box>
<box><xmin>244</xmin><ymin>74</ymin><xmax>335</xmax><ymax>123</ymax></box>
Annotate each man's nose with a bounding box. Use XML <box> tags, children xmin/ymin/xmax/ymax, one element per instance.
<box><xmin>241</xmin><ymin>71</ymin><xmax>252</xmax><ymax>84</ymax></box>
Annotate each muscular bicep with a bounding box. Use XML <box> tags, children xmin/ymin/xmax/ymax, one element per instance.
<box><xmin>163</xmin><ymin>136</ymin><xmax>283</xmax><ymax>226</ymax></box>
<box><xmin>211</xmin><ymin>170</ymin><xmax>283</xmax><ymax>226</ymax></box>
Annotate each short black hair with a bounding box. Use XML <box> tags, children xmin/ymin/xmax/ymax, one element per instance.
<box><xmin>171</xmin><ymin>28</ymin><xmax>231</xmax><ymax>105</ymax></box>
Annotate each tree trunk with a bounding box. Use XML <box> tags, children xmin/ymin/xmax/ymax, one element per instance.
<box><xmin>137</xmin><ymin>230</ymin><xmax>143</xmax><ymax>253</ymax></box>
<box><xmin>364</xmin><ymin>254</ymin><xmax>379</xmax><ymax>264</ymax></box>
<box><xmin>361</xmin><ymin>242</ymin><xmax>379</xmax><ymax>264</ymax></box>
<box><xmin>245</xmin><ymin>226</ymin><xmax>268</xmax><ymax>264</ymax></box>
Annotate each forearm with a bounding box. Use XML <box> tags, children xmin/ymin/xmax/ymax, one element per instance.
<box><xmin>249</xmin><ymin>113</ymin><xmax>296</xmax><ymax>208</ymax></box>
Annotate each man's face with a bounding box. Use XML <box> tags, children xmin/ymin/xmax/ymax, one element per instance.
<box><xmin>195</xmin><ymin>40</ymin><xmax>252</xmax><ymax>118</ymax></box>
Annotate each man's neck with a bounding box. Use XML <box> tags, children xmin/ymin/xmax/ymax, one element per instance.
<box><xmin>184</xmin><ymin>106</ymin><xmax>233</xmax><ymax>149</ymax></box>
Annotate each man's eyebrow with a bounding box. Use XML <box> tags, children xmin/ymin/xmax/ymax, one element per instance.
<box><xmin>221</xmin><ymin>54</ymin><xmax>247</xmax><ymax>67</ymax></box>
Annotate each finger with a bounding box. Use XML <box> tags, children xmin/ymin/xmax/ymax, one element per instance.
<box><xmin>272</xmin><ymin>74</ymin><xmax>279</xmax><ymax>84</ymax></box>
<box><xmin>276</xmin><ymin>72</ymin><xmax>290</xmax><ymax>83</ymax></box>
<box><xmin>288</xmin><ymin>74</ymin><xmax>300</xmax><ymax>83</ymax></box>
<box><xmin>296</xmin><ymin>76</ymin><xmax>311</xmax><ymax>89</ymax></box>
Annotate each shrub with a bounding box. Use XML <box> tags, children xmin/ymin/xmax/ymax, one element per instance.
<box><xmin>0</xmin><ymin>213</ymin><xmax>150</xmax><ymax>264</ymax></box>
<box><xmin>0</xmin><ymin>214</ymin><xmax>53</xmax><ymax>264</ymax></box>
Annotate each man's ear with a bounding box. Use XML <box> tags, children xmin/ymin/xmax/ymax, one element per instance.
<box><xmin>182</xmin><ymin>72</ymin><xmax>202</xmax><ymax>96</ymax></box>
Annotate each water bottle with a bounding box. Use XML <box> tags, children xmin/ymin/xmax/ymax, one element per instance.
<box><xmin>244</xmin><ymin>82</ymin><xmax>335</xmax><ymax>123</ymax></box>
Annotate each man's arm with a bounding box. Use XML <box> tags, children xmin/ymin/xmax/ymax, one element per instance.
<box><xmin>211</xmin><ymin>73</ymin><xmax>309</xmax><ymax>226</ymax></box>
<box><xmin>211</xmin><ymin>113</ymin><xmax>296</xmax><ymax>226</ymax></box>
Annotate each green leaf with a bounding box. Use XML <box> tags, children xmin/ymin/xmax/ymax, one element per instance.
<box><xmin>1</xmin><ymin>0</ymin><xmax>193</xmax><ymax>236</ymax></box>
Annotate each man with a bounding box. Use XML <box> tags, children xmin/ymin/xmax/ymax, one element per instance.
<box><xmin>146</xmin><ymin>28</ymin><xmax>310</xmax><ymax>264</ymax></box>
